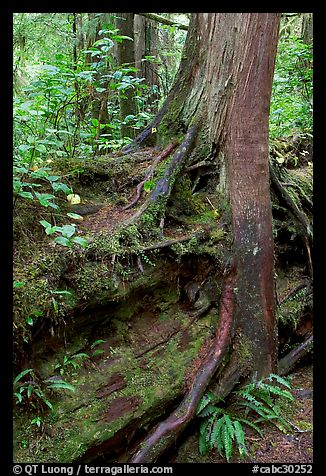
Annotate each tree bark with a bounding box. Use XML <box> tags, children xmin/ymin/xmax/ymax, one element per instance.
<box><xmin>126</xmin><ymin>13</ymin><xmax>281</xmax><ymax>462</ymax></box>
<box><xmin>134</xmin><ymin>15</ymin><xmax>160</xmax><ymax>111</ymax></box>
<box><xmin>115</xmin><ymin>13</ymin><xmax>138</xmax><ymax>139</ymax></box>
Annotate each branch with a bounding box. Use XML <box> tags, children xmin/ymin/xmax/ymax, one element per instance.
<box><xmin>135</xmin><ymin>13</ymin><xmax>189</xmax><ymax>31</ymax></box>
<box><xmin>278</xmin><ymin>335</ymin><xmax>313</xmax><ymax>376</ymax></box>
<box><xmin>140</xmin><ymin>228</ymin><xmax>210</xmax><ymax>252</ymax></box>
<box><xmin>130</xmin><ymin>264</ymin><xmax>236</xmax><ymax>462</ymax></box>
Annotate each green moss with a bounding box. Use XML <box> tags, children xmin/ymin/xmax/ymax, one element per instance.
<box><xmin>277</xmin><ymin>292</ymin><xmax>306</xmax><ymax>329</ymax></box>
<box><xmin>14</xmin><ymin>300</ymin><xmax>211</xmax><ymax>463</ymax></box>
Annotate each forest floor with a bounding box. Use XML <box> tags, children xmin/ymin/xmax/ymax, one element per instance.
<box><xmin>167</xmin><ymin>364</ymin><xmax>313</xmax><ymax>463</ymax></box>
<box><xmin>13</xmin><ymin>138</ymin><xmax>313</xmax><ymax>464</ymax></box>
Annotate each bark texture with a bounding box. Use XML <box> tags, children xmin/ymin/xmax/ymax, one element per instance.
<box><xmin>126</xmin><ymin>13</ymin><xmax>281</xmax><ymax>462</ymax></box>
<box><xmin>116</xmin><ymin>13</ymin><xmax>137</xmax><ymax>138</ymax></box>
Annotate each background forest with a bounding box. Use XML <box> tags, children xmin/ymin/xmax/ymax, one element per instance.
<box><xmin>13</xmin><ymin>13</ymin><xmax>313</xmax><ymax>465</ymax></box>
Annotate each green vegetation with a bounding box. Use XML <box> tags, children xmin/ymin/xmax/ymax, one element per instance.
<box><xmin>270</xmin><ymin>35</ymin><xmax>312</xmax><ymax>138</ymax></box>
<box><xmin>197</xmin><ymin>374</ymin><xmax>294</xmax><ymax>461</ymax></box>
<box><xmin>13</xmin><ymin>13</ymin><xmax>312</xmax><ymax>464</ymax></box>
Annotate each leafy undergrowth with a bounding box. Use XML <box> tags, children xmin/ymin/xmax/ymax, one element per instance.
<box><xmin>168</xmin><ymin>364</ymin><xmax>313</xmax><ymax>463</ymax></box>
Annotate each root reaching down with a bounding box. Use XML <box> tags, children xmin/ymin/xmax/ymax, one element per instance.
<box><xmin>123</xmin><ymin>124</ymin><xmax>199</xmax><ymax>227</ymax></box>
<box><xmin>130</xmin><ymin>263</ymin><xmax>237</xmax><ymax>463</ymax></box>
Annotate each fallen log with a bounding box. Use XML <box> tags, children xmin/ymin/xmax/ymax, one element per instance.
<box><xmin>130</xmin><ymin>263</ymin><xmax>236</xmax><ymax>463</ymax></box>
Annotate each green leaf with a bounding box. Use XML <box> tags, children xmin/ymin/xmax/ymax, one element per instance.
<box><xmin>47</xmin><ymin>175</ymin><xmax>60</xmax><ymax>182</ymax></box>
<box><xmin>66</xmin><ymin>212</ymin><xmax>83</xmax><ymax>220</ymax></box>
<box><xmin>25</xmin><ymin>316</ymin><xmax>34</xmax><ymax>326</ymax></box>
<box><xmin>14</xmin><ymin>281</ymin><xmax>25</xmax><ymax>288</ymax></box>
<box><xmin>40</xmin><ymin>220</ymin><xmax>52</xmax><ymax>229</ymax></box>
<box><xmin>54</xmin><ymin>236</ymin><xmax>71</xmax><ymax>247</ymax></box>
<box><xmin>144</xmin><ymin>180</ymin><xmax>154</xmax><ymax>192</ymax></box>
<box><xmin>233</xmin><ymin>420</ymin><xmax>247</xmax><ymax>458</ymax></box>
<box><xmin>47</xmin><ymin>382</ymin><xmax>75</xmax><ymax>392</ymax></box>
<box><xmin>73</xmin><ymin>353</ymin><xmax>89</xmax><ymax>360</ymax></box>
<box><xmin>35</xmin><ymin>144</ymin><xmax>47</xmax><ymax>153</ymax></box>
<box><xmin>18</xmin><ymin>191</ymin><xmax>33</xmax><ymax>200</ymax></box>
<box><xmin>72</xmin><ymin>236</ymin><xmax>89</xmax><ymax>247</ymax></box>
<box><xmin>51</xmin><ymin>290</ymin><xmax>72</xmax><ymax>296</ymax></box>
<box><xmin>13</xmin><ymin>368</ymin><xmax>33</xmax><ymax>384</ymax></box>
<box><xmin>27</xmin><ymin>384</ymin><xmax>34</xmax><ymax>399</ymax></box>
<box><xmin>92</xmin><ymin>349</ymin><xmax>104</xmax><ymax>357</ymax></box>
<box><xmin>42</xmin><ymin>397</ymin><xmax>53</xmax><ymax>409</ymax></box>
<box><xmin>51</xmin><ymin>182</ymin><xmax>72</xmax><ymax>194</ymax></box>
<box><xmin>91</xmin><ymin>339</ymin><xmax>106</xmax><ymax>349</ymax></box>
<box><xmin>60</xmin><ymin>224</ymin><xmax>76</xmax><ymax>238</ymax></box>
<box><xmin>14</xmin><ymin>392</ymin><xmax>23</xmax><ymax>403</ymax></box>
<box><xmin>267</xmin><ymin>374</ymin><xmax>292</xmax><ymax>389</ymax></box>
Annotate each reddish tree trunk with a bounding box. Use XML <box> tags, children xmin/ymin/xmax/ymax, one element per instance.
<box><xmin>128</xmin><ymin>13</ymin><xmax>281</xmax><ymax>462</ymax></box>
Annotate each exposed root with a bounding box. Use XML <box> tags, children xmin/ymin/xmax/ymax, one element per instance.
<box><xmin>269</xmin><ymin>161</ymin><xmax>312</xmax><ymax>274</ymax></box>
<box><xmin>121</xmin><ymin>96</ymin><xmax>173</xmax><ymax>154</ymax></box>
<box><xmin>278</xmin><ymin>335</ymin><xmax>313</xmax><ymax>376</ymax></box>
<box><xmin>122</xmin><ymin>141</ymin><xmax>179</xmax><ymax>210</ymax></box>
<box><xmin>130</xmin><ymin>263</ymin><xmax>237</xmax><ymax>463</ymax></box>
<box><xmin>269</xmin><ymin>162</ymin><xmax>312</xmax><ymax>241</ymax></box>
<box><xmin>123</xmin><ymin>124</ymin><xmax>199</xmax><ymax>227</ymax></box>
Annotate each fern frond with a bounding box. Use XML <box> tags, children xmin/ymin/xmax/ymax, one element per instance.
<box><xmin>233</xmin><ymin>419</ymin><xmax>247</xmax><ymax>458</ymax></box>
<box><xmin>239</xmin><ymin>392</ymin><xmax>264</xmax><ymax>407</ymax></box>
<box><xmin>224</xmin><ymin>414</ymin><xmax>235</xmax><ymax>439</ymax></box>
<box><xmin>210</xmin><ymin>416</ymin><xmax>225</xmax><ymax>452</ymax></box>
<box><xmin>199</xmin><ymin>425</ymin><xmax>210</xmax><ymax>455</ymax></box>
<box><xmin>199</xmin><ymin>404</ymin><xmax>223</xmax><ymax>418</ymax></box>
<box><xmin>222</xmin><ymin>416</ymin><xmax>234</xmax><ymax>461</ymax></box>
<box><xmin>238</xmin><ymin>417</ymin><xmax>263</xmax><ymax>437</ymax></box>
<box><xmin>267</xmin><ymin>374</ymin><xmax>292</xmax><ymax>389</ymax></box>
<box><xmin>264</xmin><ymin>385</ymin><xmax>294</xmax><ymax>401</ymax></box>
<box><xmin>238</xmin><ymin>401</ymin><xmax>272</xmax><ymax>419</ymax></box>
<box><xmin>196</xmin><ymin>391</ymin><xmax>215</xmax><ymax>415</ymax></box>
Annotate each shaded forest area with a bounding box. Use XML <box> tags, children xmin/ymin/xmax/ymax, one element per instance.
<box><xmin>13</xmin><ymin>13</ymin><xmax>313</xmax><ymax>464</ymax></box>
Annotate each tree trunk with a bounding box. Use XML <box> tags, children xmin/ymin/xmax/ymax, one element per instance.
<box><xmin>128</xmin><ymin>13</ymin><xmax>281</xmax><ymax>462</ymax></box>
<box><xmin>134</xmin><ymin>14</ymin><xmax>160</xmax><ymax>112</ymax></box>
<box><xmin>115</xmin><ymin>13</ymin><xmax>138</xmax><ymax>138</ymax></box>
<box><xmin>301</xmin><ymin>13</ymin><xmax>313</xmax><ymax>45</ymax></box>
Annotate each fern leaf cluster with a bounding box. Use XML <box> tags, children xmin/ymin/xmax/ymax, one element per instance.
<box><xmin>197</xmin><ymin>373</ymin><xmax>294</xmax><ymax>461</ymax></box>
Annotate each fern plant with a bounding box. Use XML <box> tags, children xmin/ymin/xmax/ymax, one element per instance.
<box><xmin>197</xmin><ymin>374</ymin><xmax>293</xmax><ymax>461</ymax></box>
<box><xmin>13</xmin><ymin>368</ymin><xmax>75</xmax><ymax>412</ymax></box>
<box><xmin>235</xmin><ymin>373</ymin><xmax>294</xmax><ymax>433</ymax></box>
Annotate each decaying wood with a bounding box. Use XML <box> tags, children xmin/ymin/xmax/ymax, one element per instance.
<box><xmin>122</xmin><ymin>141</ymin><xmax>179</xmax><ymax>210</ymax></box>
<box><xmin>130</xmin><ymin>263</ymin><xmax>236</xmax><ymax>463</ymax></box>
<box><xmin>278</xmin><ymin>335</ymin><xmax>313</xmax><ymax>376</ymax></box>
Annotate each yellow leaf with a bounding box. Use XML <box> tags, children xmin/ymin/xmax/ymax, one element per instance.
<box><xmin>151</xmin><ymin>127</ymin><xmax>157</xmax><ymax>133</ymax></box>
<box><xmin>67</xmin><ymin>194</ymin><xmax>81</xmax><ymax>205</ymax></box>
